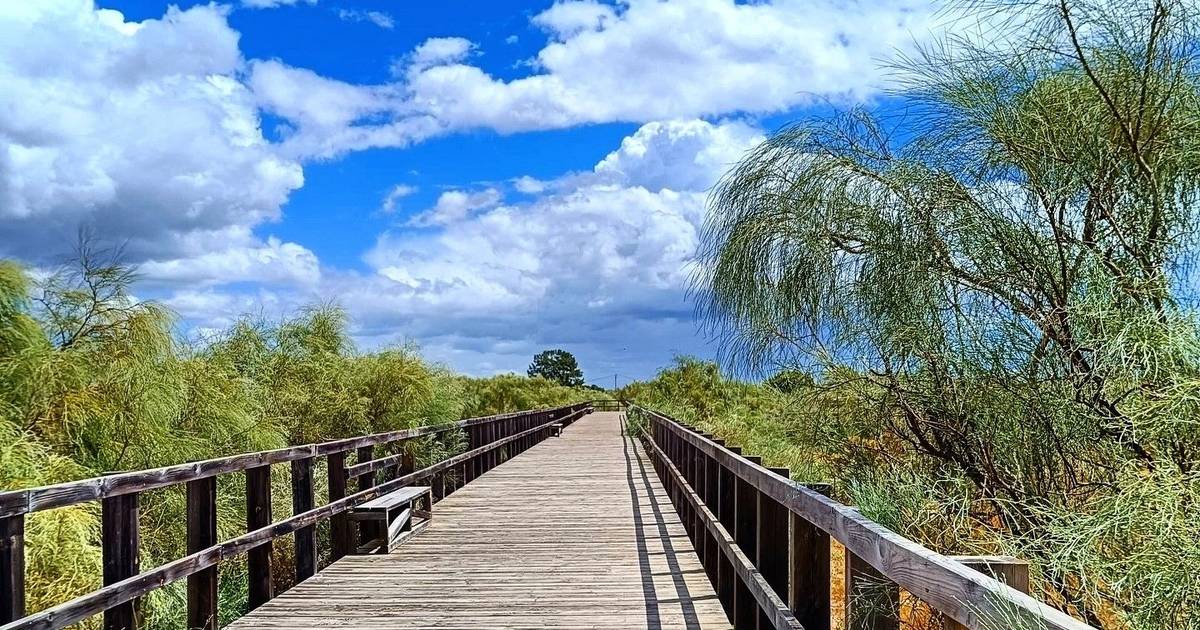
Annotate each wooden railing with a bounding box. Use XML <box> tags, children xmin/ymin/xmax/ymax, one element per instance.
<box><xmin>589</xmin><ymin>399</ymin><xmax>623</xmax><ymax>412</ymax></box>
<box><xmin>0</xmin><ymin>403</ymin><xmax>592</xmax><ymax>630</ymax></box>
<box><xmin>629</xmin><ymin>402</ymin><xmax>1097</xmax><ymax>630</ymax></box>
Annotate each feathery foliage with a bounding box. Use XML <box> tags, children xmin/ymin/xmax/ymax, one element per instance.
<box><xmin>0</xmin><ymin>247</ymin><xmax>592</xmax><ymax>627</ymax></box>
<box><xmin>693</xmin><ymin>1</ymin><xmax>1200</xmax><ymax>627</ymax></box>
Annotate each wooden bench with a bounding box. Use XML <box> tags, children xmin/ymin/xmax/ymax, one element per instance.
<box><xmin>348</xmin><ymin>486</ymin><xmax>432</xmax><ymax>553</ymax></box>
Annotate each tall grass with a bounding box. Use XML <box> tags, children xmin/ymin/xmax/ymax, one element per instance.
<box><xmin>0</xmin><ymin>256</ymin><xmax>592</xmax><ymax>626</ymax></box>
<box><xmin>620</xmin><ymin>358</ymin><xmax>1200</xmax><ymax>629</ymax></box>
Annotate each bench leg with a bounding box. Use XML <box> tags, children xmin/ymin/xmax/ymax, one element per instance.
<box><xmin>382</xmin><ymin>507</ymin><xmax>414</xmax><ymax>553</ymax></box>
<box><xmin>349</xmin><ymin>515</ymin><xmax>388</xmax><ymax>555</ymax></box>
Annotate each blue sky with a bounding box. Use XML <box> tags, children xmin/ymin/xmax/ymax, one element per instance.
<box><xmin>0</xmin><ymin>0</ymin><xmax>947</xmax><ymax>384</ymax></box>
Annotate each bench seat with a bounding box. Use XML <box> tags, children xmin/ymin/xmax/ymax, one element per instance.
<box><xmin>354</xmin><ymin>486</ymin><xmax>430</xmax><ymax>513</ymax></box>
<box><xmin>349</xmin><ymin>486</ymin><xmax>432</xmax><ymax>553</ymax></box>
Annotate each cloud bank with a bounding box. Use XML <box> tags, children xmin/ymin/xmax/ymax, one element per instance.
<box><xmin>251</xmin><ymin>0</ymin><xmax>941</xmax><ymax>158</ymax></box>
<box><xmin>0</xmin><ymin>1</ymin><xmax>312</xmax><ymax>289</ymax></box>
<box><xmin>0</xmin><ymin>0</ymin><xmax>950</xmax><ymax>377</ymax></box>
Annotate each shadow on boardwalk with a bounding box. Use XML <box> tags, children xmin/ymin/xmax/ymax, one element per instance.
<box><xmin>228</xmin><ymin>411</ymin><xmax>731</xmax><ymax>629</ymax></box>
<box><xmin>622</xmin><ymin>415</ymin><xmax>706</xmax><ymax>629</ymax></box>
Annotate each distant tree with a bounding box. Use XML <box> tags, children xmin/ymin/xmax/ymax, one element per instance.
<box><xmin>764</xmin><ymin>369</ymin><xmax>814</xmax><ymax>393</ymax></box>
<box><xmin>527</xmin><ymin>349</ymin><xmax>584</xmax><ymax>387</ymax></box>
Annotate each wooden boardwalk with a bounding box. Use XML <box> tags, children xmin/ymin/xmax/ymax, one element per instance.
<box><xmin>229</xmin><ymin>411</ymin><xmax>732</xmax><ymax>629</ymax></box>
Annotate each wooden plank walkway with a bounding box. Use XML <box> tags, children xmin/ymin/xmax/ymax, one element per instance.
<box><xmin>229</xmin><ymin>411</ymin><xmax>732</xmax><ymax>629</ymax></box>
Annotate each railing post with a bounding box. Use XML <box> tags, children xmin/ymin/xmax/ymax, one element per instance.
<box><xmin>790</xmin><ymin>482</ymin><xmax>832</xmax><ymax>630</ymax></box>
<box><xmin>400</xmin><ymin>449</ymin><xmax>415</xmax><ymax>481</ymax></box>
<box><xmin>327</xmin><ymin>451</ymin><xmax>352</xmax><ymax>560</ymax></box>
<box><xmin>703</xmin><ymin>440</ymin><xmax>722</xmax><ymax>588</ymax></box>
<box><xmin>691</xmin><ymin>434</ymin><xmax>700</xmax><ymax>542</ymax></box>
<box><xmin>757</xmin><ymin>467</ymin><xmax>790</xmax><ymax>628</ymax></box>
<box><xmin>246</xmin><ymin>465</ymin><xmax>274</xmax><ymax>610</ymax></box>
<box><xmin>483</xmin><ymin>422</ymin><xmax>493</xmax><ymax>471</ymax></box>
<box><xmin>433</xmin><ymin>473</ymin><xmax>446</xmax><ymax>502</ymax></box>
<box><xmin>733</xmin><ymin>455</ymin><xmax>761</xmax><ymax>630</ymax></box>
<box><xmin>691</xmin><ymin>432</ymin><xmax>703</xmax><ymax>544</ymax></box>
<box><xmin>489</xmin><ymin>421</ymin><xmax>499</xmax><ymax>469</ymax></box>
<box><xmin>102</xmin><ymin>492</ymin><xmax>139</xmax><ymax>630</ymax></box>
<box><xmin>356</xmin><ymin>445</ymin><xmax>378</xmax><ymax>546</ymax></box>
<box><xmin>444</xmin><ymin>450</ymin><xmax>458</xmax><ymax>495</ymax></box>
<box><xmin>689</xmin><ymin>435</ymin><xmax>703</xmax><ymax>551</ymax></box>
<box><xmin>468</xmin><ymin>425</ymin><xmax>480</xmax><ymax>481</ymax></box>
<box><xmin>290</xmin><ymin>457</ymin><xmax>316</xmax><ymax>583</ymax></box>
<box><xmin>386</xmin><ymin>441</ymin><xmax>404</xmax><ymax>482</ymax></box>
<box><xmin>458</xmin><ymin>452</ymin><xmax>469</xmax><ymax>492</ymax></box>
<box><xmin>0</xmin><ymin>515</ymin><xmax>24</xmax><ymax>623</ymax></box>
<box><xmin>680</xmin><ymin>437</ymin><xmax>690</xmax><ymax>511</ymax></box>
<box><xmin>665</xmin><ymin>429</ymin><xmax>676</xmax><ymax>502</ymax></box>
<box><xmin>717</xmin><ymin>446</ymin><xmax>739</xmax><ymax>621</ymax></box>
<box><xmin>187</xmin><ymin>478</ymin><xmax>218</xmax><ymax>630</ymax></box>
<box><xmin>944</xmin><ymin>556</ymin><xmax>1030</xmax><ymax>630</ymax></box>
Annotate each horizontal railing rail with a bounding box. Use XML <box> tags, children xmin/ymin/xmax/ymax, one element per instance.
<box><xmin>628</xmin><ymin>401</ymin><xmax>1096</xmax><ymax>630</ymax></box>
<box><xmin>0</xmin><ymin>405</ymin><xmax>577</xmax><ymax>520</ymax></box>
<box><xmin>0</xmin><ymin>402</ymin><xmax>593</xmax><ymax>630</ymax></box>
<box><xmin>589</xmin><ymin>399</ymin><xmax>623</xmax><ymax>412</ymax></box>
<box><xmin>639</xmin><ymin>426</ymin><xmax>802</xmax><ymax>629</ymax></box>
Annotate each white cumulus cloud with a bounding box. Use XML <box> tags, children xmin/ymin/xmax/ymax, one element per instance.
<box><xmin>139</xmin><ymin>232</ymin><xmax>321</xmax><ymax>288</ymax></box>
<box><xmin>337</xmin><ymin>9</ymin><xmax>394</xmax><ymax>29</ymax></box>
<box><xmin>344</xmin><ymin>119</ymin><xmax>762</xmax><ymax>371</ymax></box>
<box><xmin>158</xmin><ymin>119</ymin><xmax>760</xmax><ymax>375</ymax></box>
<box><xmin>407</xmin><ymin>188</ymin><xmax>504</xmax><ymax>227</ymax></box>
<box><xmin>0</xmin><ymin>0</ymin><xmax>308</xmax><ymax>288</ymax></box>
<box><xmin>406</xmin><ymin>37</ymin><xmax>476</xmax><ymax>71</ymax></box>
<box><xmin>243</xmin><ymin>0</ymin><xmax>317</xmax><ymax>8</ymax></box>
<box><xmin>380</xmin><ymin>184</ymin><xmax>419</xmax><ymax>214</ymax></box>
<box><xmin>249</xmin><ymin>0</ymin><xmax>947</xmax><ymax>158</ymax></box>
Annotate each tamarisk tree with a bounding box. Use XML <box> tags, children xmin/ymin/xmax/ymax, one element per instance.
<box><xmin>696</xmin><ymin>1</ymin><xmax>1200</xmax><ymax>626</ymax></box>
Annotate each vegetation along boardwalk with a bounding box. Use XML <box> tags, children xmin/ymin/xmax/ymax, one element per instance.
<box><xmin>0</xmin><ymin>401</ymin><xmax>1099</xmax><ymax>630</ymax></box>
<box><xmin>227</xmin><ymin>410</ymin><xmax>731</xmax><ymax>629</ymax></box>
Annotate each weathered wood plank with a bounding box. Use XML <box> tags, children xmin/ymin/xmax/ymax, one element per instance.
<box><xmin>0</xmin><ymin>516</ymin><xmax>23</xmax><ymax>623</ymax></box>
<box><xmin>352</xmin><ymin>486</ymin><xmax>430</xmax><ymax>512</ymax></box>
<box><xmin>0</xmin><ymin>404</ymin><xmax>590</xmax><ymax>519</ymax></box>
<box><xmin>758</xmin><ymin>469</ymin><xmax>790</xmax><ymax>629</ymax></box>
<box><xmin>228</xmin><ymin>412</ymin><xmax>729</xmax><ymax>629</ymax></box>
<box><xmin>790</xmin><ymin>483</ymin><xmax>831</xmax><ymax>630</ymax></box>
<box><xmin>733</xmin><ymin>458</ymin><xmax>759</xmax><ymax>630</ymax></box>
<box><xmin>187</xmin><ymin>478</ymin><xmax>218</xmax><ymax>630</ymax></box>
<box><xmin>354</xmin><ymin>446</ymin><xmax>378</xmax><ymax>546</ymax></box>
<box><xmin>716</xmin><ymin>452</ymin><xmax>737</xmax><ymax>620</ymax></box>
<box><xmin>845</xmin><ymin>550</ymin><xmax>899</xmax><ymax>630</ymax></box>
<box><xmin>327</xmin><ymin>451</ymin><xmax>351</xmax><ymax>562</ymax></box>
<box><xmin>945</xmin><ymin>557</ymin><xmax>1030</xmax><ymax>630</ymax></box>
<box><xmin>246</xmin><ymin>465</ymin><xmax>273</xmax><ymax>610</ymax></box>
<box><xmin>0</xmin><ymin>411</ymin><xmax>582</xmax><ymax>630</ymax></box>
<box><xmin>634</xmin><ymin>406</ymin><xmax>1095</xmax><ymax>630</ymax></box>
<box><xmin>289</xmin><ymin>458</ymin><xmax>315</xmax><ymax>584</ymax></box>
<box><xmin>641</xmin><ymin>430</ymin><xmax>801</xmax><ymax>630</ymax></box>
<box><xmin>101</xmin><ymin>493</ymin><xmax>137</xmax><ymax>630</ymax></box>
